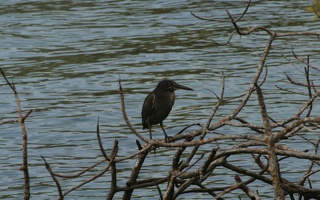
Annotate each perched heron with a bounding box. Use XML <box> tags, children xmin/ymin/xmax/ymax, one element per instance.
<box><xmin>141</xmin><ymin>80</ymin><xmax>193</xmax><ymax>140</ymax></box>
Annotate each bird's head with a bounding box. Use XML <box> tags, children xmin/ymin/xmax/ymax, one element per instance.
<box><xmin>156</xmin><ymin>80</ymin><xmax>193</xmax><ymax>91</ymax></box>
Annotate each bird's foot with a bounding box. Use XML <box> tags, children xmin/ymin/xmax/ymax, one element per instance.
<box><xmin>165</xmin><ymin>136</ymin><xmax>174</xmax><ymax>143</ymax></box>
<box><xmin>150</xmin><ymin>145</ymin><xmax>158</xmax><ymax>155</ymax></box>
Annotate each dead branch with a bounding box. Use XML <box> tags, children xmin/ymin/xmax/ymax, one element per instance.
<box><xmin>1</xmin><ymin>68</ymin><xmax>31</xmax><ymax>200</ymax></box>
<box><xmin>3</xmin><ymin>1</ymin><xmax>319</xmax><ymax>199</ymax></box>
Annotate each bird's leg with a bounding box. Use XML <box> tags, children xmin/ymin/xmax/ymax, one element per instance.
<box><xmin>160</xmin><ymin>122</ymin><xmax>169</xmax><ymax>141</ymax></box>
<box><xmin>149</xmin><ymin>127</ymin><xmax>157</xmax><ymax>154</ymax></box>
<box><xmin>148</xmin><ymin>127</ymin><xmax>152</xmax><ymax>140</ymax></box>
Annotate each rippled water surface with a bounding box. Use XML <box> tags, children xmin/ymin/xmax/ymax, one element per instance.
<box><xmin>1</xmin><ymin>0</ymin><xmax>319</xmax><ymax>199</ymax></box>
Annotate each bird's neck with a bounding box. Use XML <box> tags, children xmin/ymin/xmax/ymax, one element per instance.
<box><xmin>157</xmin><ymin>90</ymin><xmax>175</xmax><ymax>104</ymax></box>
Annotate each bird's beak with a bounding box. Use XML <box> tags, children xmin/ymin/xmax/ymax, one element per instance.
<box><xmin>174</xmin><ymin>83</ymin><xmax>193</xmax><ymax>91</ymax></box>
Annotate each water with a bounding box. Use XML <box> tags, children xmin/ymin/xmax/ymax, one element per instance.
<box><xmin>1</xmin><ymin>0</ymin><xmax>320</xmax><ymax>199</ymax></box>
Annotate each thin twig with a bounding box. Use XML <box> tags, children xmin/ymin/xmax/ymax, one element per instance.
<box><xmin>96</xmin><ymin>117</ymin><xmax>109</xmax><ymax>161</ymax></box>
<box><xmin>1</xmin><ymin>68</ymin><xmax>30</xmax><ymax>199</ymax></box>
<box><xmin>119</xmin><ymin>78</ymin><xmax>148</xmax><ymax>143</ymax></box>
<box><xmin>41</xmin><ymin>156</ymin><xmax>63</xmax><ymax>200</ymax></box>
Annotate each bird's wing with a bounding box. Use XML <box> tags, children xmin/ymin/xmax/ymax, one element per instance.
<box><xmin>141</xmin><ymin>93</ymin><xmax>156</xmax><ymax>128</ymax></box>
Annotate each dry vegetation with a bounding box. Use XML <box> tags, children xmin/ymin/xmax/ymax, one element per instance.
<box><xmin>1</xmin><ymin>1</ymin><xmax>320</xmax><ymax>200</ymax></box>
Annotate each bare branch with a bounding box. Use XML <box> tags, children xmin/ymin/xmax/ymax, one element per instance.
<box><xmin>9</xmin><ymin>1</ymin><xmax>320</xmax><ymax>199</ymax></box>
<box><xmin>119</xmin><ymin>78</ymin><xmax>149</xmax><ymax>143</ymax></box>
<box><xmin>96</xmin><ymin>117</ymin><xmax>109</xmax><ymax>161</ymax></box>
<box><xmin>202</xmin><ymin>71</ymin><xmax>225</xmax><ymax>138</ymax></box>
<box><xmin>235</xmin><ymin>175</ymin><xmax>260</xmax><ymax>200</ymax></box>
<box><xmin>210</xmin><ymin>31</ymin><xmax>236</xmax><ymax>46</ymax></box>
<box><xmin>190</xmin><ymin>0</ymin><xmax>251</xmax><ymax>24</ymax></box>
<box><xmin>41</xmin><ymin>156</ymin><xmax>63</xmax><ymax>200</ymax></box>
<box><xmin>291</xmin><ymin>47</ymin><xmax>320</xmax><ymax>71</ymax></box>
<box><xmin>1</xmin><ymin>68</ymin><xmax>30</xmax><ymax>199</ymax></box>
<box><xmin>281</xmin><ymin>53</ymin><xmax>305</xmax><ymax>74</ymax></box>
<box><xmin>0</xmin><ymin>119</ymin><xmax>19</xmax><ymax>125</ymax></box>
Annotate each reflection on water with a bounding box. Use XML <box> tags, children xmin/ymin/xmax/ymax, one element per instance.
<box><xmin>0</xmin><ymin>0</ymin><xmax>319</xmax><ymax>199</ymax></box>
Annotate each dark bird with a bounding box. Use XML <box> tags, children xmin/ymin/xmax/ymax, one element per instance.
<box><xmin>142</xmin><ymin>80</ymin><xmax>193</xmax><ymax>140</ymax></box>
